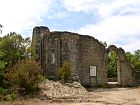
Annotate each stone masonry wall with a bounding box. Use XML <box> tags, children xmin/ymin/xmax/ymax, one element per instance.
<box><xmin>32</xmin><ymin>26</ymin><xmax>134</xmax><ymax>87</ymax></box>
<box><xmin>106</xmin><ymin>45</ymin><xmax>134</xmax><ymax>86</ymax></box>
<box><xmin>32</xmin><ymin>26</ymin><xmax>107</xmax><ymax>86</ymax></box>
<box><xmin>78</xmin><ymin>35</ymin><xmax>107</xmax><ymax>86</ymax></box>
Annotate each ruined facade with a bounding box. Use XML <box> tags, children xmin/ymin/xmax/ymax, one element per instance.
<box><xmin>32</xmin><ymin>26</ymin><xmax>134</xmax><ymax>86</ymax></box>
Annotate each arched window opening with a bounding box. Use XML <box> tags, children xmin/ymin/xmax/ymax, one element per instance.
<box><xmin>107</xmin><ymin>51</ymin><xmax>119</xmax><ymax>83</ymax></box>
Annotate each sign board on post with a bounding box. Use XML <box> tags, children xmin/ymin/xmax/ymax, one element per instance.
<box><xmin>90</xmin><ymin>66</ymin><xmax>96</xmax><ymax>76</ymax></box>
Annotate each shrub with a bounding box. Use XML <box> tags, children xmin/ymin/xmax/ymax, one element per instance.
<box><xmin>0</xmin><ymin>87</ymin><xmax>17</xmax><ymax>101</ymax></box>
<box><xmin>9</xmin><ymin>92</ymin><xmax>17</xmax><ymax>101</ymax></box>
<box><xmin>58</xmin><ymin>61</ymin><xmax>71</xmax><ymax>83</ymax></box>
<box><xmin>0</xmin><ymin>87</ymin><xmax>7</xmax><ymax>101</ymax></box>
<box><xmin>0</xmin><ymin>61</ymin><xmax>7</xmax><ymax>86</ymax></box>
<box><xmin>5</xmin><ymin>59</ymin><xmax>44</xmax><ymax>94</ymax></box>
<box><xmin>134</xmin><ymin>62</ymin><xmax>140</xmax><ymax>70</ymax></box>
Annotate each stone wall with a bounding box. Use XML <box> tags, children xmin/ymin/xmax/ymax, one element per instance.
<box><xmin>78</xmin><ymin>35</ymin><xmax>107</xmax><ymax>86</ymax></box>
<box><xmin>133</xmin><ymin>70</ymin><xmax>140</xmax><ymax>85</ymax></box>
<box><xmin>106</xmin><ymin>45</ymin><xmax>134</xmax><ymax>86</ymax></box>
<box><xmin>32</xmin><ymin>26</ymin><xmax>50</xmax><ymax>71</ymax></box>
<box><xmin>32</xmin><ymin>26</ymin><xmax>134</xmax><ymax>87</ymax></box>
<box><xmin>32</xmin><ymin>26</ymin><xmax>107</xmax><ymax>86</ymax></box>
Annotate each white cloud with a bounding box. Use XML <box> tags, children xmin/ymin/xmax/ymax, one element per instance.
<box><xmin>47</xmin><ymin>11</ymin><xmax>68</xmax><ymax>19</ymax></box>
<box><xmin>78</xmin><ymin>15</ymin><xmax>140</xmax><ymax>42</ymax></box>
<box><xmin>97</xmin><ymin>0</ymin><xmax>139</xmax><ymax>18</ymax></box>
<box><xmin>123</xmin><ymin>40</ymin><xmax>140</xmax><ymax>53</ymax></box>
<box><xmin>0</xmin><ymin>0</ymin><xmax>139</xmax><ymax>53</ymax></box>
<box><xmin>62</xmin><ymin>0</ymin><xmax>97</xmax><ymax>12</ymax></box>
<box><xmin>0</xmin><ymin>0</ymin><xmax>52</xmax><ymax>36</ymax></box>
<box><xmin>62</xmin><ymin>0</ymin><xmax>140</xmax><ymax>17</ymax></box>
<box><xmin>67</xmin><ymin>0</ymin><xmax>140</xmax><ymax>53</ymax></box>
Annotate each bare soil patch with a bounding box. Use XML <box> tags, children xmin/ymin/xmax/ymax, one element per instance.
<box><xmin>2</xmin><ymin>80</ymin><xmax>140</xmax><ymax>105</ymax></box>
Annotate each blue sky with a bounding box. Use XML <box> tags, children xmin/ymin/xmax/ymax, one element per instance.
<box><xmin>0</xmin><ymin>0</ymin><xmax>140</xmax><ymax>53</ymax></box>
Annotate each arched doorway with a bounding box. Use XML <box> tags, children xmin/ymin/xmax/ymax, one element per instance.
<box><xmin>107</xmin><ymin>51</ymin><xmax>121</xmax><ymax>83</ymax></box>
<box><xmin>106</xmin><ymin>45</ymin><xmax>134</xmax><ymax>86</ymax></box>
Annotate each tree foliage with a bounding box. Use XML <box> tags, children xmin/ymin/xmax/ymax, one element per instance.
<box><xmin>58</xmin><ymin>61</ymin><xmax>71</xmax><ymax>83</ymax></box>
<box><xmin>0</xmin><ymin>32</ymin><xmax>45</xmax><ymax>96</ymax></box>
<box><xmin>107</xmin><ymin>51</ymin><xmax>118</xmax><ymax>78</ymax></box>
<box><xmin>107</xmin><ymin>49</ymin><xmax>140</xmax><ymax>78</ymax></box>
<box><xmin>0</xmin><ymin>32</ymin><xmax>31</xmax><ymax>88</ymax></box>
<box><xmin>5</xmin><ymin>59</ymin><xmax>44</xmax><ymax>94</ymax></box>
<box><xmin>0</xmin><ymin>32</ymin><xmax>31</xmax><ymax>68</ymax></box>
<box><xmin>126</xmin><ymin>49</ymin><xmax>140</xmax><ymax>70</ymax></box>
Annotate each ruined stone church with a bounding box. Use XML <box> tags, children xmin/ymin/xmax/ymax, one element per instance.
<box><xmin>32</xmin><ymin>26</ymin><xmax>134</xmax><ymax>86</ymax></box>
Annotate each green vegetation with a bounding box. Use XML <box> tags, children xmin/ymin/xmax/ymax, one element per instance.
<box><xmin>0</xmin><ymin>32</ymin><xmax>44</xmax><ymax>101</ymax></box>
<box><xmin>107</xmin><ymin>49</ymin><xmax>140</xmax><ymax>78</ymax></box>
<box><xmin>0</xmin><ymin>32</ymin><xmax>31</xmax><ymax>87</ymax></box>
<box><xmin>58</xmin><ymin>61</ymin><xmax>71</xmax><ymax>83</ymax></box>
<box><xmin>0</xmin><ymin>87</ymin><xmax>7</xmax><ymax>101</ymax></box>
<box><xmin>126</xmin><ymin>49</ymin><xmax>140</xmax><ymax>70</ymax></box>
<box><xmin>134</xmin><ymin>62</ymin><xmax>140</xmax><ymax>70</ymax></box>
<box><xmin>0</xmin><ymin>25</ymin><xmax>139</xmax><ymax>101</ymax></box>
<box><xmin>0</xmin><ymin>87</ymin><xmax>17</xmax><ymax>101</ymax></box>
<box><xmin>107</xmin><ymin>51</ymin><xmax>118</xmax><ymax>78</ymax></box>
<box><xmin>5</xmin><ymin>59</ymin><xmax>44</xmax><ymax>94</ymax></box>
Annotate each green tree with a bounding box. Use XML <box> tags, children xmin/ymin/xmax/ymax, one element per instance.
<box><xmin>0</xmin><ymin>32</ymin><xmax>31</xmax><ymax>67</ymax></box>
<box><xmin>5</xmin><ymin>59</ymin><xmax>44</xmax><ymax>94</ymax></box>
<box><xmin>0</xmin><ymin>49</ymin><xmax>7</xmax><ymax>85</ymax></box>
<box><xmin>107</xmin><ymin>51</ymin><xmax>118</xmax><ymax>78</ymax></box>
<box><xmin>125</xmin><ymin>50</ymin><xmax>140</xmax><ymax>70</ymax></box>
<box><xmin>30</xmin><ymin>37</ymin><xmax>38</xmax><ymax>60</ymax></box>
<box><xmin>134</xmin><ymin>49</ymin><xmax>140</xmax><ymax>62</ymax></box>
<box><xmin>126</xmin><ymin>52</ymin><xmax>136</xmax><ymax>68</ymax></box>
<box><xmin>126</xmin><ymin>52</ymin><xmax>133</xmax><ymax>62</ymax></box>
<box><xmin>0</xmin><ymin>32</ymin><xmax>31</xmax><ymax>87</ymax></box>
<box><xmin>134</xmin><ymin>49</ymin><xmax>140</xmax><ymax>70</ymax></box>
<box><xmin>0</xmin><ymin>61</ymin><xmax>7</xmax><ymax>85</ymax></box>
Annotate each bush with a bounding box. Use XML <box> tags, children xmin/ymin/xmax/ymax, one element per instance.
<box><xmin>0</xmin><ymin>87</ymin><xmax>7</xmax><ymax>101</ymax></box>
<box><xmin>58</xmin><ymin>61</ymin><xmax>71</xmax><ymax>83</ymax></box>
<box><xmin>134</xmin><ymin>62</ymin><xmax>140</xmax><ymax>70</ymax></box>
<box><xmin>0</xmin><ymin>61</ymin><xmax>7</xmax><ymax>86</ymax></box>
<box><xmin>0</xmin><ymin>87</ymin><xmax>17</xmax><ymax>101</ymax></box>
<box><xmin>9</xmin><ymin>92</ymin><xmax>17</xmax><ymax>101</ymax></box>
<box><xmin>5</xmin><ymin>59</ymin><xmax>44</xmax><ymax>94</ymax></box>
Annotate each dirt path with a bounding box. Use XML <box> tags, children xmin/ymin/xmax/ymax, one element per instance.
<box><xmin>91</xmin><ymin>87</ymin><xmax>140</xmax><ymax>105</ymax></box>
<box><xmin>2</xmin><ymin>87</ymin><xmax>140</xmax><ymax>105</ymax></box>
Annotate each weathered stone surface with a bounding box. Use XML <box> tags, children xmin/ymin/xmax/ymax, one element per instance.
<box><xmin>106</xmin><ymin>45</ymin><xmax>134</xmax><ymax>86</ymax></box>
<box><xmin>133</xmin><ymin>70</ymin><xmax>140</xmax><ymax>85</ymax></box>
<box><xmin>32</xmin><ymin>26</ymin><xmax>134</xmax><ymax>87</ymax></box>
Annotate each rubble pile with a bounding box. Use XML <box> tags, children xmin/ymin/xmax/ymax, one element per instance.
<box><xmin>38</xmin><ymin>79</ymin><xmax>90</xmax><ymax>100</ymax></box>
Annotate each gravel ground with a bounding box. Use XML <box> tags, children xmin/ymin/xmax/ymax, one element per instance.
<box><xmin>2</xmin><ymin>80</ymin><xmax>140</xmax><ymax>105</ymax></box>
